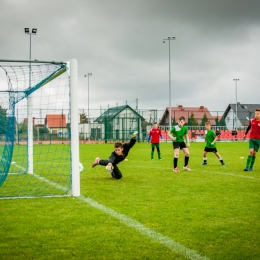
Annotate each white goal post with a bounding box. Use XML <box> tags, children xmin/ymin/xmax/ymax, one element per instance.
<box><xmin>0</xmin><ymin>58</ymin><xmax>80</xmax><ymax>198</ymax></box>
<box><xmin>69</xmin><ymin>59</ymin><xmax>80</xmax><ymax>196</ymax></box>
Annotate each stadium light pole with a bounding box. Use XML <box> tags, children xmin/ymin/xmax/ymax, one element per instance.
<box><xmin>163</xmin><ymin>36</ymin><xmax>176</xmax><ymax>130</ymax></box>
<box><xmin>24</xmin><ymin>28</ymin><xmax>37</xmax><ymax>174</ymax></box>
<box><xmin>85</xmin><ymin>73</ymin><xmax>92</xmax><ymax>138</ymax></box>
<box><xmin>233</xmin><ymin>78</ymin><xmax>239</xmax><ymax>128</ymax></box>
<box><xmin>84</xmin><ymin>73</ymin><xmax>92</xmax><ymax>124</ymax></box>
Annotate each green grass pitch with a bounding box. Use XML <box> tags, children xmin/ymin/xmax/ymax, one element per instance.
<box><xmin>0</xmin><ymin>141</ymin><xmax>259</xmax><ymax>260</ymax></box>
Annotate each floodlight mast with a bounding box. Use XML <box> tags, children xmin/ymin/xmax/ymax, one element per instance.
<box><xmin>233</xmin><ymin>78</ymin><xmax>239</xmax><ymax>128</ymax></box>
<box><xmin>84</xmin><ymin>73</ymin><xmax>92</xmax><ymax>140</ymax></box>
<box><xmin>24</xmin><ymin>28</ymin><xmax>37</xmax><ymax>174</ymax></box>
<box><xmin>163</xmin><ymin>36</ymin><xmax>176</xmax><ymax>130</ymax></box>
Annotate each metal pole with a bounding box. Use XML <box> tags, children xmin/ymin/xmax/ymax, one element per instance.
<box><xmin>84</xmin><ymin>73</ymin><xmax>92</xmax><ymax>140</ymax></box>
<box><xmin>30</xmin><ymin>33</ymin><xmax>31</xmax><ymax>60</ymax></box>
<box><xmin>25</xmin><ymin>28</ymin><xmax>37</xmax><ymax>174</ymax></box>
<box><xmin>88</xmin><ymin>75</ymin><xmax>89</xmax><ymax>124</ymax></box>
<box><xmin>163</xmin><ymin>37</ymin><xmax>176</xmax><ymax>130</ymax></box>
<box><xmin>28</xmin><ymin>30</ymin><xmax>33</xmax><ymax>174</ymax></box>
<box><xmin>168</xmin><ymin>40</ymin><xmax>171</xmax><ymax>130</ymax></box>
<box><xmin>233</xmin><ymin>79</ymin><xmax>239</xmax><ymax>128</ymax></box>
<box><xmin>236</xmin><ymin>81</ymin><xmax>237</xmax><ymax>128</ymax></box>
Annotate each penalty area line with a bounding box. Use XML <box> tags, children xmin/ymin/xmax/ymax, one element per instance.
<box><xmin>79</xmin><ymin>195</ymin><xmax>210</xmax><ymax>260</ymax></box>
<box><xmin>192</xmin><ymin>169</ymin><xmax>260</xmax><ymax>181</ymax></box>
<box><xmin>134</xmin><ymin>165</ymin><xmax>260</xmax><ymax>181</ymax></box>
<box><xmin>9</xmin><ymin>162</ymin><xmax>71</xmax><ymax>193</ymax></box>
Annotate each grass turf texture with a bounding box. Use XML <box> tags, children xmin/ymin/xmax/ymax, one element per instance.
<box><xmin>1</xmin><ymin>142</ymin><xmax>260</xmax><ymax>259</ymax></box>
<box><xmin>0</xmin><ymin>145</ymin><xmax>71</xmax><ymax>197</ymax></box>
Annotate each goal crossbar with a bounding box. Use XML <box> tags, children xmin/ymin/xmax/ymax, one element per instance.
<box><xmin>0</xmin><ymin>59</ymin><xmax>66</xmax><ymax>65</ymax></box>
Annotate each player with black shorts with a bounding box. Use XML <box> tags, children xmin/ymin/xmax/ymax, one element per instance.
<box><xmin>92</xmin><ymin>132</ymin><xmax>138</xmax><ymax>179</ymax></box>
<box><xmin>168</xmin><ymin>116</ymin><xmax>191</xmax><ymax>172</ymax></box>
<box><xmin>202</xmin><ymin>121</ymin><xmax>225</xmax><ymax>166</ymax></box>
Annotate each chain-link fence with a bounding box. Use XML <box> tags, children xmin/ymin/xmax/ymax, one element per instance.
<box><xmin>13</xmin><ymin>107</ymin><xmax>253</xmax><ymax>144</ymax></box>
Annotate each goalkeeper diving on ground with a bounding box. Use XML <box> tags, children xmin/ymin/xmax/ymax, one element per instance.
<box><xmin>92</xmin><ymin>131</ymin><xmax>138</xmax><ymax>179</ymax></box>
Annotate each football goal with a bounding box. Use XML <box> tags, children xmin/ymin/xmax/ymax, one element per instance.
<box><xmin>0</xmin><ymin>59</ymin><xmax>80</xmax><ymax>198</ymax></box>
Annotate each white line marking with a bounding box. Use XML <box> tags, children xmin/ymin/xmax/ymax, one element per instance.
<box><xmin>33</xmin><ymin>173</ymin><xmax>69</xmax><ymax>192</ymax></box>
<box><xmin>79</xmin><ymin>196</ymin><xmax>210</xmax><ymax>260</ymax></box>
<box><xmin>8</xmin><ymin>163</ymin><xmax>210</xmax><ymax>259</ymax></box>
<box><xmin>134</xmin><ymin>165</ymin><xmax>260</xmax><ymax>181</ymax></box>
<box><xmin>193</xmin><ymin>169</ymin><xmax>260</xmax><ymax>181</ymax></box>
<box><xmin>8</xmin><ymin>162</ymin><xmax>70</xmax><ymax>193</ymax></box>
<box><xmin>1</xmin><ymin>174</ymin><xmax>209</xmax><ymax>259</ymax></box>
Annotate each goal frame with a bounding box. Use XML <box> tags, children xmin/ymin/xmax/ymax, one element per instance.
<box><xmin>0</xmin><ymin>58</ymin><xmax>80</xmax><ymax>197</ymax></box>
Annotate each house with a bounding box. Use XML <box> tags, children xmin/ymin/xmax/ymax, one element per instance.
<box><xmin>159</xmin><ymin>105</ymin><xmax>217</xmax><ymax>127</ymax></box>
<box><xmin>93</xmin><ymin>105</ymin><xmax>144</xmax><ymax>142</ymax></box>
<box><xmin>45</xmin><ymin>114</ymin><xmax>67</xmax><ymax>134</ymax></box>
<box><xmin>23</xmin><ymin>117</ymin><xmax>44</xmax><ymax>129</ymax></box>
<box><xmin>221</xmin><ymin>103</ymin><xmax>260</xmax><ymax>130</ymax></box>
<box><xmin>34</xmin><ymin>118</ymin><xmax>45</xmax><ymax>129</ymax></box>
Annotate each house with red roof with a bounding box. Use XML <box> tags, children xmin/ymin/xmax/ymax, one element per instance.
<box><xmin>45</xmin><ymin>114</ymin><xmax>67</xmax><ymax>134</ymax></box>
<box><xmin>159</xmin><ymin>105</ymin><xmax>219</xmax><ymax>126</ymax></box>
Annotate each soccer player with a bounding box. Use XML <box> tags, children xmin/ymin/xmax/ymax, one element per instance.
<box><xmin>91</xmin><ymin>132</ymin><xmax>138</xmax><ymax>179</ymax></box>
<box><xmin>202</xmin><ymin>121</ymin><xmax>225</xmax><ymax>166</ymax></box>
<box><xmin>167</xmin><ymin>116</ymin><xmax>191</xmax><ymax>172</ymax></box>
<box><xmin>243</xmin><ymin>108</ymin><xmax>260</xmax><ymax>171</ymax></box>
<box><xmin>147</xmin><ymin>122</ymin><xmax>163</xmax><ymax>160</ymax></box>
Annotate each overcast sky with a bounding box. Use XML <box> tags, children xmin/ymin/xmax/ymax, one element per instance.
<box><xmin>0</xmin><ymin>0</ymin><xmax>259</xmax><ymax>116</ymax></box>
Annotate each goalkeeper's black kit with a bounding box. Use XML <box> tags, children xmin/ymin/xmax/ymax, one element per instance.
<box><xmin>98</xmin><ymin>138</ymin><xmax>136</xmax><ymax>179</ymax></box>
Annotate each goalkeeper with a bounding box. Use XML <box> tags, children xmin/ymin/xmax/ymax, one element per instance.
<box><xmin>92</xmin><ymin>132</ymin><xmax>138</xmax><ymax>179</ymax></box>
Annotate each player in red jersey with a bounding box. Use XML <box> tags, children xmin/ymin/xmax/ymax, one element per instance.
<box><xmin>243</xmin><ymin>108</ymin><xmax>260</xmax><ymax>171</ymax></box>
<box><xmin>147</xmin><ymin>122</ymin><xmax>163</xmax><ymax>160</ymax></box>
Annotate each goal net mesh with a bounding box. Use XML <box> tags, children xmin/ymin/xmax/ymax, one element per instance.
<box><xmin>0</xmin><ymin>61</ymin><xmax>72</xmax><ymax>198</ymax></box>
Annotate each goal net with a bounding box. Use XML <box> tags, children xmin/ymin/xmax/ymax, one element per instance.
<box><xmin>0</xmin><ymin>59</ymin><xmax>79</xmax><ymax>198</ymax></box>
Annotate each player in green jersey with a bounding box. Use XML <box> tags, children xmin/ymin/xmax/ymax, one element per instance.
<box><xmin>167</xmin><ymin>116</ymin><xmax>191</xmax><ymax>172</ymax></box>
<box><xmin>202</xmin><ymin>121</ymin><xmax>225</xmax><ymax>166</ymax></box>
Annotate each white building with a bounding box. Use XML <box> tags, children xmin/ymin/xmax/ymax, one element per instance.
<box><xmin>222</xmin><ymin>103</ymin><xmax>259</xmax><ymax>130</ymax></box>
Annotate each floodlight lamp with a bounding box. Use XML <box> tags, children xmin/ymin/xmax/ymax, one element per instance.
<box><xmin>88</xmin><ymin>73</ymin><xmax>92</xmax><ymax>76</ymax></box>
<box><xmin>32</xmin><ymin>28</ymin><xmax>37</xmax><ymax>34</ymax></box>
<box><xmin>24</xmin><ymin>28</ymin><xmax>29</xmax><ymax>34</ymax></box>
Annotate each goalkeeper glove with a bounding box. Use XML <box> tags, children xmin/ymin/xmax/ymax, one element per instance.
<box><xmin>106</xmin><ymin>163</ymin><xmax>113</xmax><ymax>171</ymax></box>
<box><xmin>132</xmin><ymin>131</ymin><xmax>138</xmax><ymax>139</ymax></box>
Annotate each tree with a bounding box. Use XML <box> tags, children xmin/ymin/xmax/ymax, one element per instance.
<box><xmin>0</xmin><ymin>106</ymin><xmax>8</xmax><ymax>134</ymax></box>
<box><xmin>66</xmin><ymin>123</ymin><xmax>71</xmax><ymax>134</ymax></box>
<box><xmin>200</xmin><ymin>113</ymin><xmax>209</xmax><ymax>126</ymax></box>
<box><xmin>18</xmin><ymin>122</ymin><xmax>27</xmax><ymax>133</ymax></box>
<box><xmin>80</xmin><ymin>112</ymin><xmax>88</xmax><ymax>123</ymax></box>
<box><xmin>188</xmin><ymin>113</ymin><xmax>199</xmax><ymax>126</ymax></box>
<box><xmin>218</xmin><ymin>117</ymin><xmax>227</xmax><ymax>128</ymax></box>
